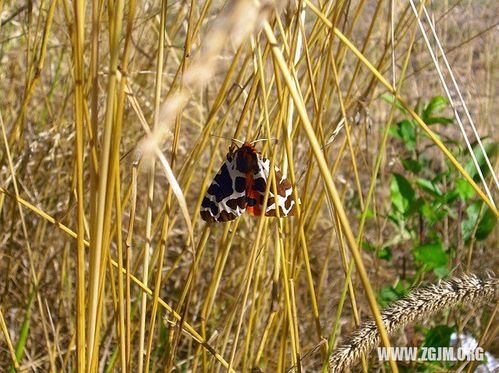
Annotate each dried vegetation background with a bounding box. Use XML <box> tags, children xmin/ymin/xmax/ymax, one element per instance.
<box><xmin>0</xmin><ymin>0</ymin><xmax>497</xmax><ymax>372</ymax></box>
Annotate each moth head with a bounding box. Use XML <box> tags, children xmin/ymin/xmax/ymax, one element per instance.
<box><xmin>235</xmin><ymin>143</ymin><xmax>259</xmax><ymax>173</ymax></box>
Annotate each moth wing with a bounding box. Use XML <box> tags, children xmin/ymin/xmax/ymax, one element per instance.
<box><xmin>248</xmin><ymin>155</ymin><xmax>298</xmax><ymax>217</ymax></box>
<box><xmin>200</xmin><ymin>156</ymin><xmax>248</xmax><ymax>222</ymax></box>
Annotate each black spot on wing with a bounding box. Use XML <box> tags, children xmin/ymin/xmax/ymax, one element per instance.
<box><xmin>253</xmin><ymin>177</ymin><xmax>266</xmax><ymax>193</ymax></box>
<box><xmin>207</xmin><ymin>183</ymin><xmax>218</xmax><ymax>196</ymax></box>
<box><xmin>211</xmin><ymin>163</ymin><xmax>235</xmax><ymax>202</ymax></box>
<box><xmin>201</xmin><ymin>197</ymin><xmax>211</xmax><ymax>208</ymax></box>
<box><xmin>201</xmin><ymin>197</ymin><xmax>219</xmax><ymax>217</ymax></box>
<box><xmin>218</xmin><ymin>210</ymin><xmax>237</xmax><ymax>222</ymax></box>
<box><xmin>235</xmin><ymin>177</ymin><xmax>246</xmax><ymax>193</ymax></box>
<box><xmin>226</xmin><ymin>196</ymin><xmax>247</xmax><ymax>210</ymax></box>
<box><xmin>201</xmin><ymin>210</ymin><xmax>215</xmax><ymax>222</ymax></box>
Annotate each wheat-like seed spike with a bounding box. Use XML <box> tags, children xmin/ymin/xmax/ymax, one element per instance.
<box><xmin>329</xmin><ymin>273</ymin><xmax>498</xmax><ymax>372</ymax></box>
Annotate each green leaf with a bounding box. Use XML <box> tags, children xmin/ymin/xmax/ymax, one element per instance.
<box><xmin>420</xmin><ymin>200</ymin><xmax>449</xmax><ymax>221</ymax></box>
<box><xmin>455</xmin><ymin>178</ymin><xmax>475</xmax><ymax>200</ymax></box>
<box><xmin>464</xmin><ymin>142</ymin><xmax>498</xmax><ymax>181</ymax></box>
<box><xmin>442</xmin><ymin>188</ymin><xmax>459</xmax><ymax>204</ymax></box>
<box><xmin>434</xmin><ymin>266</ymin><xmax>450</xmax><ymax>279</ymax></box>
<box><xmin>389</xmin><ymin>124</ymin><xmax>401</xmax><ymax>139</ymax></box>
<box><xmin>461</xmin><ymin>202</ymin><xmax>481</xmax><ymax>242</ymax></box>
<box><xmin>391</xmin><ymin>173</ymin><xmax>416</xmax><ymax>215</ymax></box>
<box><xmin>410</xmin><ymin>197</ymin><xmax>426</xmax><ymax>216</ymax></box>
<box><xmin>398</xmin><ymin>120</ymin><xmax>417</xmax><ymax>151</ymax></box>
<box><xmin>104</xmin><ymin>349</ymin><xmax>119</xmax><ymax>373</ymax></box>
<box><xmin>420</xmin><ymin>201</ymin><xmax>438</xmax><ymax>223</ymax></box>
<box><xmin>460</xmin><ymin>201</ymin><xmax>495</xmax><ymax>242</ymax></box>
<box><xmin>416</xmin><ymin>178</ymin><xmax>443</xmax><ymax>197</ymax></box>
<box><xmin>364</xmin><ymin>208</ymin><xmax>375</xmax><ymax>220</ymax></box>
<box><xmin>401</xmin><ymin>158</ymin><xmax>422</xmax><ymax>173</ymax></box>
<box><xmin>378</xmin><ymin>247</ymin><xmax>392</xmax><ymax>261</ymax></box>
<box><xmin>423</xmin><ymin>96</ymin><xmax>448</xmax><ymax>118</ymax></box>
<box><xmin>9</xmin><ymin>292</ymin><xmax>35</xmax><ymax>373</ymax></box>
<box><xmin>425</xmin><ymin>116</ymin><xmax>453</xmax><ymax>125</ymax></box>
<box><xmin>362</xmin><ymin>240</ymin><xmax>375</xmax><ymax>252</ymax></box>
<box><xmin>415</xmin><ymin>98</ymin><xmax>424</xmax><ymax>117</ymax></box>
<box><xmin>378</xmin><ymin>287</ymin><xmax>398</xmax><ymax>307</ymax></box>
<box><xmin>423</xmin><ymin>325</ymin><xmax>455</xmax><ymax>348</ymax></box>
<box><xmin>476</xmin><ymin>207</ymin><xmax>497</xmax><ymax>241</ymax></box>
<box><xmin>380</xmin><ymin>92</ymin><xmax>407</xmax><ymax>114</ymax></box>
<box><xmin>377</xmin><ymin>284</ymin><xmax>406</xmax><ymax>308</ymax></box>
<box><xmin>412</xmin><ymin>242</ymin><xmax>448</xmax><ymax>269</ymax></box>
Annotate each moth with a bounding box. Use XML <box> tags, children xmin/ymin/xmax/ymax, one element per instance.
<box><xmin>200</xmin><ymin>142</ymin><xmax>298</xmax><ymax>222</ymax></box>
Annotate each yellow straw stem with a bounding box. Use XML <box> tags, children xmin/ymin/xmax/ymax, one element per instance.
<box><xmin>262</xmin><ymin>20</ymin><xmax>399</xmax><ymax>373</ymax></box>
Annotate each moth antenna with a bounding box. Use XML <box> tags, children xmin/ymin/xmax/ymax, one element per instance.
<box><xmin>254</xmin><ymin>123</ymin><xmax>263</xmax><ymax>140</ymax></box>
<box><xmin>230</xmin><ymin>138</ymin><xmax>245</xmax><ymax>145</ymax></box>
<box><xmin>209</xmin><ymin>134</ymin><xmax>235</xmax><ymax>141</ymax></box>
<box><xmin>250</xmin><ymin>138</ymin><xmax>278</xmax><ymax>146</ymax></box>
<box><xmin>225</xmin><ymin>138</ymin><xmax>243</xmax><ymax>154</ymax></box>
<box><xmin>230</xmin><ymin>138</ymin><xmax>245</xmax><ymax>150</ymax></box>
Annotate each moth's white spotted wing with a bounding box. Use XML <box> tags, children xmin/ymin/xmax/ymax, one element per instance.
<box><xmin>200</xmin><ymin>155</ymin><xmax>248</xmax><ymax>222</ymax></box>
